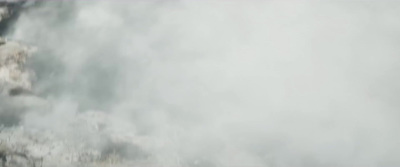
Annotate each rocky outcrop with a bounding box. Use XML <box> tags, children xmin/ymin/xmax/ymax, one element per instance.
<box><xmin>0</xmin><ymin>37</ymin><xmax>143</xmax><ymax>165</ymax></box>
<box><xmin>0</xmin><ymin>0</ymin><xmax>33</xmax><ymax>95</ymax></box>
<box><xmin>0</xmin><ymin>1</ymin><xmax>155</xmax><ymax>167</ymax></box>
<box><xmin>0</xmin><ymin>38</ymin><xmax>35</xmax><ymax>96</ymax></box>
<box><xmin>0</xmin><ymin>0</ymin><xmax>39</xmax><ymax>128</ymax></box>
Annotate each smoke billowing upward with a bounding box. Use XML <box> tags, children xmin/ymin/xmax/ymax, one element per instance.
<box><xmin>4</xmin><ymin>0</ymin><xmax>400</xmax><ymax>166</ymax></box>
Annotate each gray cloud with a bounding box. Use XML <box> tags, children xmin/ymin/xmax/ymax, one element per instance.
<box><xmin>6</xmin><ymin>1</ymin><xmax>400</xmax><ymax>166</ymax></box>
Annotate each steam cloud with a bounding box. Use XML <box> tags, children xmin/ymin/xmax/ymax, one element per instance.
<box><xmin>5</xmin><ymin>1</ymin><xmax>400</xmax><ymax>166</ymax></box>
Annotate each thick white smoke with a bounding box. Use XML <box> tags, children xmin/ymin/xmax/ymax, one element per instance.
<box><xmin>6</xmin><ymin>0</ymin><xmax>400</xmax><ymax>166</ymax></box>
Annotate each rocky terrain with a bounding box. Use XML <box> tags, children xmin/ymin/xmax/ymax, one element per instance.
<box><xmin>0</xmin><ymin>1</ymin><xmax>152</xmax><ymax>167</ymax></box>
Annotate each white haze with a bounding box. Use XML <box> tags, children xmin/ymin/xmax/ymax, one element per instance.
<box><xmin>6</xmin><ymin>0</ymin><xmax>400</xmax><ymax>166</ymax></box>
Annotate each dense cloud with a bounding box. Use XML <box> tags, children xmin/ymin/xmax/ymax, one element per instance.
<box><xmin>4</xmin><ymin>1</ymin><xmax>400</xmax><ymax>166</ymax></box>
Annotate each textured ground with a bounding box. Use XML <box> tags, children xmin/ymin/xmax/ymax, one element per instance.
<box><xmin>0</xmin><ymin>2</ymin><xmax>149</xmax><ymax>166</ymax></box>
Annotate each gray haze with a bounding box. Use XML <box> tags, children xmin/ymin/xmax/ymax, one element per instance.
<box><xmin>6</xmin><ymin>1</ymin><xmax>400</xmax><ymax>166</ymax></box>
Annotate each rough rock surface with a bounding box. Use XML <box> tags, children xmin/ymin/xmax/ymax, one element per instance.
<box><xmin>0</xmin><ymin>38</ymin><xmax>35</xmax><ymax>96</ymax></box>
<box><xmin>0</xmin><ymin>1</ymin><xmax>151</xmax><ymax>166</ymax></box>
<box><xmin>0</xmin><ymin>0</ymin><xmax>32</xmax><ymax>95</ymax></box>
<box><xmin>0</xmin><ymin>112</ymin><xmax>154</xmax><ymax>167</ymax></box>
